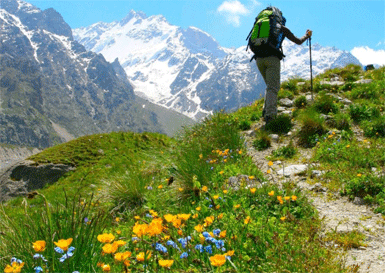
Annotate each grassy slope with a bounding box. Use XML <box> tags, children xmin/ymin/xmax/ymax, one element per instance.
<box><xmin>0</xmin><ymin>65</ymin><xmax>383</xmax><ymax>272</ymax></box>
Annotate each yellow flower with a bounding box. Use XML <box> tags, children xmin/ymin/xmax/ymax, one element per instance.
<box><xmin>177</xmin><ymin>214</ymin><xmax>191</xmax><ymax>221</ymax></box>
<box><xmin>136</xmin><ymin>251</ymin><xmax>151</xmax><ymax>262</ymax></box>
<box><xmin>158</xmin><ymin>185</ymin><xmax>163</xmax><ymax>189</ymax></box>
<box><xmin>54</xmin><ymin>238</ymin><xmax>73</xmax><ymax>251</ymax></box>
<box><xmin>213</xmin><ymin>195</ymin><xmax>219</xmax><ymax>199</ymax></box>
<box><xmin>280</xmin><ymin>216</ymin><xmax>286</xmax><ymax>221</ymax></box>
<box><xmin>114</xmin><ymin>240</ymin><xmax>126</xmax><ymax>247</ymax></box>
<box><xmin>346</xmin><ymin>144</ymin><xmax>350</xmax><ymax>148</ymax></box>
<box><xmin>204</xmin><ymin>216</ymin><xmax>215</xmax><ymax>226</ymax></box>
<box><xmin>225</xmin><ymin>250</ymin><xmax>234</xmax><ymax>257</ymax></box>
<box><xmin>219</xmin><ymin>171</ymin><xmax>224</xmax><ymax>175</ymax></box>
<box><xmin>209</xmin><ymin>254</ymin><xmax>227</xmax><ymax>267</ymax></box>
<box><xmin>177</xmin><ymin>229</ymin><xmax>183</xmax><ymax>235</ymax></box>
<box><xmin>268</xmin><ymin>190</ymin><xmax>274</xmax><ymax>196</ymax></box>
<box><xmin>115</xmin><ymin>217</ymin><xmax>120</xmax><ymax>222</ymax></box>
<box><xmin>4</xmin><ymin>261</ymin><xmax>25</xmax><ymax>273</ymax></box>
<box><xmin>357</xmin><ymin>173</ymin><xmax>362</xmax><ymax>177</ymax></box>
<box><xmin>32</xmin><ymin>240</ymin><xmax>46</xmax><ymax>252</ymax></box>
<box><xmin>148</xmin><ymin>218</ymin><xmax>163</xmax><ymax>236</ymax></box>
<box><xmin>196</xmin><ymin>206</ymin><xmax>201</xmax><ymax>211</ymax></box>
<box><xmin>284</xmin><ymin>196</ymin><xmax>290</xmax><ymax>201</ymax></box>
<box><xmin>202</xmin><ymin>186</ymin><xmax>208</xmax><ymax>192</ymax></box>
<box><xmin>102</xmin><ymin>243</ymin><xmax>119</xmax><ymax>254</ymax></box>
<box><xmin>199</xmin><ymin>154</ymin><xmax>203</xmax><ymax>159</ymax></box>
<box><xmin>98</xmin><ymin>233</ymin><xmax>115</xmax><ymax>243</ymax></box>
<box><xmin>217</xmin><ymin>213</ymin><xmax>224</xmax><ymax>220</ymax></box>
<box><xmin>116</xmin><ymin>230</ymin><xmax>121</xmax><ymax>235</ymax></box>
<box><xmin>194</xmin><ymin>224</ymin><xmax>204</xmax><ymax>233</ymax></box>
<box><xmin>238</xmin><ymin>150</ymin><xmax>243</xmax><ymax>155</ymax></box>
<box><xmin>101</xmin><ymin>264</ymin><xmax>111</xmax><ymax>272</ymax></box>
<box><xmin>134</xmin><ymin>216</ymin><xmax>140</xmax><ymax>220</ymax></box>
<box><xmin>244</xmin><ymin>216</ymin><xmax>251</xmax><ymax>224</ymax></box>
<box><xmin>149</xmin><ymin>209</ymin><xmax>158</xmax><ymax>217</ymax></box>
<box><xmin>159</xmin><ymin>259</ymin><xmax>174</xmax><ymax>268</ymax></box>
<box><xmin>133</xmin><ymin>223</ymin><xmax>148</xmax><ymax>237</ymax></box>
<box><xmin>250</xmin><ymin>188</ymin><xmax>256</xmax><ymax>194</ymax></box>
<box><xmin>179</xmin><ymin>187</ymin><xmax>184</xmax><ymax>192</ymax></box>
<box><xmin>234</xmin><ymin>204</ymin><xmax>241</xmax><ymax>209</ymax></box>
<box><xmin>268</xmin><ymin>161</ymin><xmax>273</xmax><ymax>166</ymax></box>
<box><xmin>219</xmin><ymin>230</ymin><xmax>227</xmax><ymax>238</ymax></box>
<box><xmin>267</xmin><ymin>169</ymin><xmax>271</xmax><ymax>174</ymax></box>
<box><xmin>215</xmin><ymin>205</ymin><xmax>220</xmax><ymax>209</ymax></box>
<box><xmin>164</xmin><ymin>214</ymin><xmax>176</xmax><ymax>223</ymax></box>
<box><xmin>114</xmin><ymin>251</ymin><xmax>132</xmax><ymax>262</ymax></box>
<box><xmin>277</xmin><ymin>196</ymin><xmax>284</xmax><ymax>205</ymax></box>
<box><xmin>291</xmin><ymin>195</ymin><xmax>297</xmax><ymax>201</ymax></box>
<box><xmin>223</xmin><ymin>190</ymin><xmax>228</xmax><ymax>194</ymax></box>
<box><xmin>192</xmin><ymin>213</ymin><xmax>199</xmax><ymax>219</ymax></box>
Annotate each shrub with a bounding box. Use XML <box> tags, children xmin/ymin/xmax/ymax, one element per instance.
<box><xmin>327</xmin><ymin>113</ymin><xmax>351</xmax><ymax>131</ymax></box>
<box><xmin>361</xmin><ymin>116</ymin><xmax>385</xmax><ymax>138</ymax></box>
<box><xmin>264</xmin><ymin>114</ymin><xmax>293</xmax><ymax>134</ymax></box>
<box><xmin>348</xmin><ymin>103</ymin><xmax>380</xmax><ymax>123</ymax></box>
<box><xmin>253</xmin><ymin>132</ymin><xmax>271</xmax><ymax>151</ymax></box>
<box><xmin>272</xmin><ymin>140</ymin><xmax>297</xmax><ymax>159</ymax></box>
<box><xmin>312</xmin><ymin>94</ymin><xmax>339</xmax><ymax>115</ymax></box>
<box><xmin>350</xmin><ymin>82</ymin><xmax>381</xmax><ymax>100</ymax></box>
<box><xmin>294</xmin><ymin>95</ymin><xmax>307</xmax><ymax>109</ymax></box>
<box><xmin>239</xmin><ymin>119</ymin><xmax>251</xmax><ymax>130</ymax></box>
<box><xmin>277</xmin><ymin>89</ymin><xmax>294</xmax><ymax>100</ymax></box>
<box><xmin>297</xmin><ymin>110</ymin><xmax>327</xmax><ymax>148</ymax></box>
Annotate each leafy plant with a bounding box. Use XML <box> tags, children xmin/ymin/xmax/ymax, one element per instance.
<box><xmin>264</xmin><ymin>114</ymin><xmax>293</xmax><ymax>134</ymax></box>
<box><xmin>297</xmin><ymin>109</ymin><xmax>327</xmax><ymax>148</ymax></box>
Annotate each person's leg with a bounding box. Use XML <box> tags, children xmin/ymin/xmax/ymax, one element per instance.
<box><xmin>256</xmin><ymin>58</ymin><xmax>268</xmax><ymax>118</ymax></box>
<box><xmin>263</xmin><ymin>56</ymin><xmax>281</xmax><ymax>122</ymax></box>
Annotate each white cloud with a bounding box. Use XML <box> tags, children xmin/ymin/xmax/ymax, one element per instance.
<box><xmin>351</xmin><ymin>46</ymin><xmax>385</xmax><ymax>66</ymax></box>
<box><xmin>217</xmin><ymin>0</ymin><xmax>261</xmax><ymax>27</ymax></box>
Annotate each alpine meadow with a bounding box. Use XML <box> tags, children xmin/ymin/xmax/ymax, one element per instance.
<box><xmin>1</xmin><ymin>64</ymin><xmax>385</xmax><ymax>272</ymax></box>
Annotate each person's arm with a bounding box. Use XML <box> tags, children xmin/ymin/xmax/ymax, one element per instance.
<box><xmin>281</xmin><ymin>25</ymin><xmax>310</xmax><ymax>45</ymax></box>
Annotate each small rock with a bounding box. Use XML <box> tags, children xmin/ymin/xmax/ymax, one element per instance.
<box><xmin>269</xmin><ymin>134</ymin><xmax>279</xmax><ymax>142</ymax></box>
<box><xmin>341</xmin><ymin>98</ymin><xmax>352</xmax><ymax>105</ymax></box>
<box><xmin>320</xmin><ymin>80</ymin><xmax>345</xmax><ymax>86</ymax></box>
<box><xmin>279</xmin><ymin>98</ymin><xmax>293</xmax><ymax>107</ymax></box>
<box><xmin>353</xmin><ymin>197</ymin><xmax>365</xmax><ymax>205</ymax></box>
<box><xmin>98</xmin><ymin>149</ymin><xmax>105</xmax><ymax>155</ymax></box>
<box><xmin>354</xmin><ymin>79</ymin><xmax>373</xmax><ymax>84</ymax></box>
<box><xmin>282</xmin><ymin>110</ymin><xmax>292</xmax><ymax>115</ymax></box>
<box><xmin>309</xmin><ymin>183</ymin><xmax>327</xmax><ymax>192</ymax></box>
<box><xmin>371</xmin><ymin>167</ymin><xmax>377</xmax><ymax>172</ymax></box>
<box><xmin>277</xmin><ymin>164</ymin><xmax>308</xmax><ymax>177</ymax></box>
<box><xmin>277</xmin><ymin>106</ymin><xmax>286</xmax><ymax>112</ymax></box>
<box><xmin>296</xmin><ymin>82</ymin><xmax>306</xmax><ymax>86</ymax></box>
<box><xmin>311</xmin><ymin>170</ymin><xmax>323</xmax><ymax>178</ymax></box>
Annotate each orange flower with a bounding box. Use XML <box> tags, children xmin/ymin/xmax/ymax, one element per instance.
<box><xmin>54</xmin><ymin>238</ymin><xmax>73</xmax><ymax>251</ymax></box>
<box><xmin>101</xmin><ymin>264</ymin><xmax>111</xmax><ymax>272</ymax></box>
<box><xmin>32</xmin><ymin>240</ymin><xmax>46</xmax><ymax>252</ymax></box>
<box><xmin>268</xmin><ymin>161</ymin><xmax>273</xmax><ymax>166</ymax></box>
<box><xmin>194</xmin><ymin>224</ymin><xmax>204</xmax><ymax>233</ymax></box>
<box><xmin>136</xmin><ymin>251</ymin><xmax>151</xmax><ymax>262</ymax></box>
<box><xmin>114</xmin><ymin>251</ymin><xmax>132</xmax><ymax>262</ymax></box>
<box><xmin>250</xmin><ymin>188</ymin><xmax>256</xmax><ymax>194</ymax></box>
<box><xmin>219</xmin><ymin>230</ymin><xmax>227</xmax><ymax>238</ymax></box>
<box><xmin>284</xmin><ymin>196</ymin><xmax>290</xmax><ymax>201</ymax></box>
<box><xmin>291</xmin><ymin>195</ymin><xmax>297</xmax><ymax>201</ymax></box>
<box><xmin>177</xmin><ymin>214</ymin><xmax>191</xmax><ymax>221</ymax></box>
<box><xmin>268</xmin><ymin>190</ymin><xmax>274</xmax><ymax>196</ymax></box>
<box><xmin>202</xmin><ymin>186</ymin><xmax>208</xmax><ymax>192</ymax></box>
<box><xmin>244</xmin><ymin>216</ymin><xmax>251</xmax><ymax>224</ymax></box>
<box><xmin>102</xmin><ymin>243</ymin><xmax>119</xmax><ymax>254</ymax></box>
<box><xmin>97</xmin><ymin>233</ymin><xmax>115</xmax><ymax>243</ymax></box>
<box><xmin>159</xmin><ymin>260</ymin><xmax>174</xmax><ymax>268</ymax></box>
<box><xmin>209</xmin><ymin>254</ymin><xmax>226</xmax><ymax>267</ymax></box>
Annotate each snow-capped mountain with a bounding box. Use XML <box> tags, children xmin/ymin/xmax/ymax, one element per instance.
<box><xmin>0</xmin><ymin>0</ymin><xmax>192</xmax><ymax>148</ymax></box>
<box><xmin>74</xmin><ymin>10</ymin><xmax>361</xmax><ymax>120</ymax></box>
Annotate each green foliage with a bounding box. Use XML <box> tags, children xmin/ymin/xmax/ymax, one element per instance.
<box><xmin>297</xmin><ymin>109</ymin><xmax>327</xmax><ymax>148</ymax></box>
<box><xmin>324</xmin><ymin>230</ymin><xmax>366</xmax><ymax>250</ymax></box>
<box><xmin>278</xmin><ymin>89</ymin><xmax>294</xmax><ymax>100</ymax></box>
<box><xmin>264</xmin><ymin>114</ymin><xmax>293</xmax><ymax>134</ymax></box>
<box><xmin>350</xmin><ymin>81</ymin><xmax>381</xmax><ymax>100</ymax></box>
<box><xmin>348</xmin><ymin>103</ymin><xmax>380</xmax><ymax>123</ymax></box>
<box><xmin>361</xmin><ymin>116</ymin><xmax>385</xmax><ymax>138</ymax></box>
<box><xmin>0</xmin><ymin>193</ymin><xmax>107</xmax><ymax>272</ymax></box>
<box><xmin>238</xmin><ymin>119</ymin><xmax>251</xmax><ymax>130</ymax></box>
<box><xmin>327</xmin><ymin>112</ymin><xmax>352</xmax><ymax>131</ymax></box>
<box><xmin>253</xmin><ymin>132</ymin><xmax>271</xmax><ymax>151</ymax></box>
<box><xmin>321</xmin><ymin>64</ymin><xmax>362</xmax><ymax>82</ymax></box>
<box><xmin>343</xmin><ymin>174</ymin><xmax>385</xmax><ymax>204</ymax></box>
<box><xmin>294</xmin><ymin>95</ymin><xmax>307</xmax><ymax>109</ymax></box>
<box><xmin>312</xmin><ymin>94</ymin><xmax>339</xmax><ymax>115</ymax></box>
<box><xmin>281</xmin><ymin>77</ymin><xmax>304</xmax><ymax>94</ymax></box>
<box><xmin>272</xmin><ymin>140</ymin><xmax>297</xmax><ymax>159</ymax></box>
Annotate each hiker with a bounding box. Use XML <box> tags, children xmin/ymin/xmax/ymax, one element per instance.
<box><xmin>246</xmin><ymin>6</ymin><xmax>312</xmax><ymax>127</ymax></box>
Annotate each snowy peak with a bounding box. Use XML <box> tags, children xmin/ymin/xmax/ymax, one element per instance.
<box><xmin>119</xmin><ymin>10</ymin><xmax>147</xmax><ymax>26</ymax></box>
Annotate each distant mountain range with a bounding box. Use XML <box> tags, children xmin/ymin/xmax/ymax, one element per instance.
<box><xmin>73</xmin><ymin>10</ymin><xmax>362</xmax><ymax>120</ymax></box>
<box><xmin>0</xmin><ymin>0</ymin><xmax>193</xmax><ymax>148</ymax></box>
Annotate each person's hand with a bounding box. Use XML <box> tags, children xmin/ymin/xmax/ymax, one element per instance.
<box><xmin>306</xmin><ymin>30</ymin><xmax>313</xmax><ymax>38</ymax></box>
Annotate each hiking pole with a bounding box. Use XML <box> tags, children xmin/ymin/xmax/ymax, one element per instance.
<box><xmin>307</xmin><ymin>30</ymin><xmax>313</xmax><ymax>101</ymax></box>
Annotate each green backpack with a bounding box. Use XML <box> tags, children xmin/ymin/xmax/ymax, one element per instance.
<box><xmin>246</xmin><ymin>6</ymin><xmax>286</xmax><ymax>61</ymax></box>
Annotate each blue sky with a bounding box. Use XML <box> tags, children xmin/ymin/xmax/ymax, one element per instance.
<box><xmin>26</xmin><ymin>0</ymin><xmax>385</xmax><ymax>64</ymax></box>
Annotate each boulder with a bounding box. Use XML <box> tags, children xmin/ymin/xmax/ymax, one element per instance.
<box><xmin>277</xmin><ymin>164</ymin><xmax>308</xmax><ymax>177</ymax></box>
<box><xmin>279</xmin><ymin>98</ymin><xmax>293</xmax><ymax>107</ymax></box>
<box><xmin>0</xmin><ymin>160</ymin><xmax>75</xmax><ymax>202</ymax></box>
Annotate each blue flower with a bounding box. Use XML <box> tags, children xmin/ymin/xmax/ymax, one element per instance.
<box><xmin>54</xmin><ymin>247</ymin><xmax>64</xmax><ymax>254</ymax></box>
<box><xmin>205</xmin><ymin>245</ymin><xmax>212</xmax><ymax>254</ymax></box>
<box><xmin>166</xmin><ymin>240</ymin><xmax>179</xmax><ymax>249</ymax></box>
<box><xmin>34</xmin><ymin>266</ymin><xmax>43</xmax><ymax>273</ymax></box>
<box><xmin>213</xmin><ymin>229</ymin><xmax>221</xmax><ymax>237</ymax></box>
<box><xmin>180</xmin><ymin>252</ymin><xmax>188</xmax><ymax>259</ymax></box>
<box><xmin>215</xmin><ymin>240</ymin><xmax>224</xmax><ymax>249</ymax></box>
<box><xmin>132</xmin><ymin>237</ymin><xmax>140</xmax><ymax>242</ymax></box>
<box><xmin>195</xmin><ymin>244</ymin><xmax>203</xmax><ymax>253</ymax></box>
<box><xmin>33</xmin><ymin>254</ymin><xmax>47</xmax><ymax>262</ymax></box>
<box><xmin>155</xmin><ymin>243</ymin><xmax>168</xmax><ymax>253</ymax></box>
<box><xmin>202</xmin><ymin>232</ymin><xmax>211</xmax><ymax>238</ymax></box>
<box><xmin>178</xmin><ymin>238</ymin><xmax>188</xmax><ymax>248</ymax></box>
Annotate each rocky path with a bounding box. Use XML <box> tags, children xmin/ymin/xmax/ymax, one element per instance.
<box><xmin>243</xmin><ymin>116</ymin><xmax>385</xmax><ymax>273</ymax></box>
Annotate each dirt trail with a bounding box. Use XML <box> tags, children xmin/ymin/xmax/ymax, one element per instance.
<box><xmin>243</xmin><ymin>119</ymin><xmax>385</xmax><ymax>273</ymax></box>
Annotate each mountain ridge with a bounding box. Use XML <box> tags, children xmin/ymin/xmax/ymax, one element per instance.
<box><xmin>73</xmin><ymin>9</ymin><xmax>362</xmax><ymax>120</ymax></box>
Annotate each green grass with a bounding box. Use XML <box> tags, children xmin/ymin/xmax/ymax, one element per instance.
<box><xmin>3</xmin><ymin>64</ymin><xmax>385</xmax><ymax>272</ymax></box>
